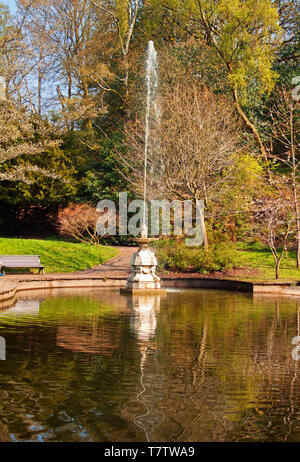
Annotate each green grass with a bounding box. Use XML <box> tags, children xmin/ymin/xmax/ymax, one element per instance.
<box><xmin>0</xmin><ymin>238</ymin><xmax>119</xmax><ymax>273</ymax></box>
<box><xmin>231</xmin><ymin>245</ymin><xmax>299</xmax><ymax>282</ymax></box>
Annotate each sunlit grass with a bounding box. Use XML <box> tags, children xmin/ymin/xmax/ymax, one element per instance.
<box><xmin>232</xmin><ymin>245</ymin><xmax>299</xmax><ymax>282</ymax></box>
<box><xmin>0</xmin><ymin>238</ymin><xmax>119</xmax><ymax>273</ymax></box>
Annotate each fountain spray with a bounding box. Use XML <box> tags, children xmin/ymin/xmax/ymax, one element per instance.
<box><xmin>121</xmin><ymin>41</ymin><xmax>165</xmax><ymax>294</ymax></box>
<box><xmin>143</xmin><ymin>41</ymin><xmax>160</xmax><ymax>236</ymax></box>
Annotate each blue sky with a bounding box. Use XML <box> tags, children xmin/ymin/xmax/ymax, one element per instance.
<box><xmin>1</xmin><ymin>0</ymin><xmax>17</xmax><ymax>14</ymax></box>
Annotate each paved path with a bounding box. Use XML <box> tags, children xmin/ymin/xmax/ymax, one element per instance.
<box><xmin>77</xmin><ymin>246</ymin><xmax>137</xmax><ymax>278</ymax></box>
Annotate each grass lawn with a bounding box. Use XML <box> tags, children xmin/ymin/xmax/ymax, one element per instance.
<box><xmin>0</xmin><ymin>238</ymin><xmax>119</xmax><ymax>273</ymax></box>
<box><xmin>231</xmin><ymin>245</ymin><xmax>299</xmax><ymax>282</ymax></box>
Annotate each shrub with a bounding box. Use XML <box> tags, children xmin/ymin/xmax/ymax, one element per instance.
<box><xmin>58</xmin><ymin>203</ymin><xmax>100</xmax><ymax>245</ymax></box>
<box><xmin>57</xmin><ymin>203</ymin><xmax>136</xmax><ymax>246</ymax></box>
<box><xmin>192</xmin><ymin>243</ymin><xmax>235</xmax><ymax>272</ymax></box>
<box><xmin>154</xmin><ymin>239</ymin><xmax>235</xmax><ymax>273</ymax></box>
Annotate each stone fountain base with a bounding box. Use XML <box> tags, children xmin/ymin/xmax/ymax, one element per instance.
<box><xmin>121</xmin><ymin>288</ymin><xmax>167</xmax><ymax>295</ymax></box>
<box><xmin>120</xmin><ymin>237</ymin><xmax>166</xmax><ymax>295</ymax></box>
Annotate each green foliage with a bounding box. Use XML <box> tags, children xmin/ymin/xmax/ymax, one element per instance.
<box><xmin>76</xmin><ymin>132</ymin><xmax>130</xmax><ymax>204</ymax></box>
<box><xmin>193</xmin><ymin>243</ymin><xmax>235</xmax><ymax>272</ymax></box>
<box><xmin>221</xmin><ymin>153</ymin><xmax>264</xmax><ymax>213</ymax></box>
<box><xmin>0</xmin><ymin>144</ymin><xmax>77</xmax><ymax>207</ymax></box>
<box><xmin>116</xmin><ymin>0</ymin><xmax>129</xmax><ymax>40</ymax></box>
<box><xmin>154</xmin><ymin>239</ymin><xmax>235</xmax><ymax>272</ymax></box>
<box><xmin>151</xmin><ymin>0</ymin><xmax>282</xmax><ymax>100</ymax></box>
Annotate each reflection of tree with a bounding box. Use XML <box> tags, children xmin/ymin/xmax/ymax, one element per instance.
<box><xmin>0</xmin><ymin>293</ymin><xmax>144</xmax><ymax>441</ymax></box>
<box><xmin>192</xmin><ymin>318</ymin><xmax>208</xmax><ymax>388</ymax></box>
<box><xmin>57</xmin><ymin>325</ymin><xmax>122</xmax><ymax>356</ymax></box>
<box><xmin>284</xmin><ymin>302</ymin><xmax>300</xmax><ymax>441</ymax></box>
<box><xmin>145</xmin><ymin>291</ymin><xmax>300</xmax><ymax>441</ymax></box>
<box><xmin>1</xmin><ymin>290</ymin><xmax>300</xmax><ymax>441</ymax></box>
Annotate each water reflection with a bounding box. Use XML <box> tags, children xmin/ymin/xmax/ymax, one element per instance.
<box><xmin>0</xmin><ymin>290</ymin><xmax>300</xmax><ymax>441</ymax></box>
<box><xmin>126</xmin><ymin>294</ymin><xmax>162</xmax><ymax>441</ymax></box>
<box><xmin>1</xmin><ymin>299</ymin><xmax>40</xmax><ymax>316</ymax></box>
<box><xmin>129</xmin><ymin>295</ymin><xmax>161</xmax><ymax>342</ymax></box>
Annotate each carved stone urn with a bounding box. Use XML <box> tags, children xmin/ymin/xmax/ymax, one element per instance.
<box><xmin>121</xmin><ymin>225</ymin><xmax>166</xmax><ymax>294</ymax></box>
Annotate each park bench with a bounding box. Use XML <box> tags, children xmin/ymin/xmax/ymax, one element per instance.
<box><xmin>0</xmin><ymin>255</ymin><xmax>45</xmax><ymax>275</ymax></box>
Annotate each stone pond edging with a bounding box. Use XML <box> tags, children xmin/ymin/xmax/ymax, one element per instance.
<box><xmin>161</xmin><ymin>277</ymin><xmax>300</xmax><ymax>295</ymax></box>
<box><xmin>0</xmin><ymin>275</ymin><xmax>127</xmax><ymax>305</ymax></box>
<box><xmin>0</xmin><ymin>274</ymin><xmax>300</xmax><ymax>308</ymax></box>
<box><xmin>253</xmin><ymin>281</ymin><xmax>300</xmax><ymax>296</ymax></box>
<box><xmin>161</xmin><ymin>277</ymin><xmax>253</xmax><ymax>292</ymax></box>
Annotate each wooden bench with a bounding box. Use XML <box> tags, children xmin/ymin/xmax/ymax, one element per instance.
<box><xmin>0</xmin><ymin>255</ymin><xmax>45</xmax><ymax>275</ymax></box>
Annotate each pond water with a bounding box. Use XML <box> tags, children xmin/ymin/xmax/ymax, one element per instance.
<box><xmin>0</xmin><ymin>288</ymin><xmax>300</xmax><ymax>442</ymax></box>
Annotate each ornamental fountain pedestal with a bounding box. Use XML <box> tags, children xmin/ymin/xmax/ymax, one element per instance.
<box><xmin>121</xmin><ymin>227</ymin><xmax>166</xmax><ymax>295</ymax></box>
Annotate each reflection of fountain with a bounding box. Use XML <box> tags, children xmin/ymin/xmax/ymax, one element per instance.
<box><xmin>124</xmin><ymin>293</ymin><xmax>165</xmax><ymax>442</ymax></box>
<box><xmin>129</xmin><ymin>293</ymin><xmax>161</xmax><ymax>341</ymax></box>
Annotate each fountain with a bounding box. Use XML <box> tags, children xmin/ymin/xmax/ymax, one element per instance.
<box><xmin>122</xmin><ymin>41</ymin><xmax>165</xmax><ymax>295</ymax></box>
<box><xmin>122</xmin><ymin>223</ymin><xmax>163</xmax><ymax>293</ymax></box>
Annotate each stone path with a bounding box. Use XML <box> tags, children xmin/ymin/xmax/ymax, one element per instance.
<box><xmin>77</xmin><ymin>246</ymin><xmax>137</xmax><ymax>278</ymax></box>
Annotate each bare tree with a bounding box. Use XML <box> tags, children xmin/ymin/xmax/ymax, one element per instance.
<box><xmin>0</xmin><ymin>3</ymin><xmax>35</xmax><ymax>104</ymax></box>
<box><xmin>92</xmin><ymin>0</ymin><xmax>139</xmax><ymax>87</ymax></box>
<box><xmin>18</xmin><ymin>0</ymin><xmax>116</xmax><ymax>128</ymax></box>
<box><xmin>254</xmin><ymin>179</ymin><xmax>295</xmax><ymax>279</ymax></box>
<box><xmin>269</xmin><ymin>86</ymin><xmax>300</xmax><ymax>266</ymax></box>
<box><xmin>119</xmin><ymin>83</ymin><xmax>241</xmax><ymax>249</ymax></box>
<box><xmin>19</xmin><ymin>1</ymin><xmax>53</xmax><ymax>114</ymax></box>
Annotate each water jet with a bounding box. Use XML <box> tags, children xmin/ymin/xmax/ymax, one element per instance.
<box><xmin>122</xmin><ymin>41</ymin><xmax>165</xmax><ymax>295</ymax></box>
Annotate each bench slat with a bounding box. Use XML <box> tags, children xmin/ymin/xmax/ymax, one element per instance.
<box><xmin>2</xmin><ymin>264</ymin><xmax>43</xmax><ymax>267</ymax></box>
<box><xmin>0</xmin><ymin>255</ymin><xmax>41</xmax><ymax>263</ymax></box>
<box><xmin>0</xmin><ymin>255</ymin><xmax>45</xmax><ymax>274</ymax></box>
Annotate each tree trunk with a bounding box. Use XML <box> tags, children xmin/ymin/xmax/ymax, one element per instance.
<box><xmin>202</xmin><ymin>220</ymin><xmax>209</xmax><ymax>251</ymax></box>
<box><xmin>275</xmin><ymin>261</ymin><xmax>280</xmax><ymax>280</ymax></box>
<box><xmin>293</xmin><ymin>183</ymin><xmax>300</xmax><ymax>268</ymax></box>
<box><xmin>5</xmin><ymin>79</ymin><xmax>9</xmax><ymax>100</ymax></box>
<box><xmin>68</xmin><ymin>69</ymin><xmax>72</xmax><ymax>100</ymax></box>
<box><xmin>38</xmin><ymin>49</ymin><xmax>42</xmax><ymax>115</ymax></box>
<box><xmin>68</xmin><ymin>72</ymin><xmax>74</xmax><ymax>131</ymax></box>
<box><xmin>233</xmin><ymin>83</ymin><xmax>268</xmax><ymax>162</ymax></box>
<box><xmin>290</xmin><ymin>106</ymin><xmax>300</xmax><ymax>268</ymax></box>
<box><xmin>198</xmin><ymin>204</ymin><xmax>208</xmax><ymax>251</ymax></box>
<box><xmin>82</xmin><ymin>76</ymin><xmax>93</xmax><ymax>132</ymax></box>
<box><xmin>290</xmin><ymin>169</ymin><xmax>300</xmax><ymax>267</ymax></box>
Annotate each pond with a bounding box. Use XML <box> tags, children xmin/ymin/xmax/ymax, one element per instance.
<box><xmin>0</xmin><ymin>288</ymin><xmax>300</xmax><ymax>442</ymax></box>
